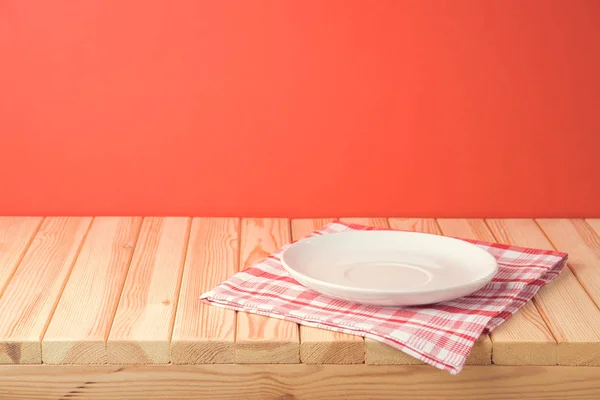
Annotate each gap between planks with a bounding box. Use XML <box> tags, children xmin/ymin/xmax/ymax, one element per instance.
<box><xmin>487</xmin><ymin>219</ymin><xmax>600</xmax><ymax>366</ymax></box>
<box><xmin>536</xmin><ymin>219</ymin><xmax>600</xmax><ymax>311</ymax></box>
<box><xmin>0</xmin><ymin>217</ymin><xmax>93</xmax><ymax>364</ymax></box>
<box><xmin>437</xmin><ymin>219</ymin><xmax>557</xmax><ymax>366</ymax></box>
<box><xmin>0</xmin><ymin>217</ymin><xmax>44</xmax><ymax>299</ymax></box>
<box><xmin>41</xmin><ymin>217</ymin><xmax>143</xmax><ymax>364</ymax></box>
<box><xmin>171</xmin><ymin>218</ymin><xmax>239</xmax><ymax>364</ymax></box>
<box><xmin>107</xmin><ymin>217</ymin><xmax>191</xmax><ymax>364</ymax></box>
<box><xmin>234</xmin><ymin>218</ymin><xmax>300</xmax><ymax>363</ymax></box>
<box><xmin>3</xmin><ymin>217</ymin><xmax>600</xmax><ymax>368</ymax></box>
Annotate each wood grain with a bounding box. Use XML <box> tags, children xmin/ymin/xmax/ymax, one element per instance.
<box><xmin>41</xmin><ymin>217</ymin><xmax>142</xmax><ymax>364</ymax></box>
<box><xmin>235</xmin><ymin>218</ymin><xmax>299</xmax><ymax>364</ymax></box>
<box><xmin>586</xmin><ymin>219</ymin><xmax>600</xmax><ymax>236</ymax></box>
<box><xmin>536</xmin><ymin>219</ymin><xmax>600</xmax><ymax>309</ymax></box>
<box><xmin>1</xmin><ymin>364</ymin><xmax>600</xmax><ymax>400</ymax></box>
<box><xmin>436</xmin><ymin>219</ymin><xmax>495</xmax><ymax>241</ymax></box>
<box><xmin>438</xmin><ymin>219</ymin><xmax>556</xmax><ymax>365</ymax></box>
<box><xmin>480</xmin><ymin>219</ymin><xmax>557</xmax><ymax>365</ymax></box>
<box><xmin>0</xmin><ymin>217</ymin><xmax>92</xmax><ymax>364</ymax></box>
<box><xmin>487</xmin><ymin>219</ymin><xmax>600</xmax><ymax>366</ymax></box>
<box><xmin>291</xmin><ymin>218</ymin><xmax>364</xmax><ymax>364</ymax></box>
<box><xmin>0</xmin><ymin>217</ymin><xmax>43</xmax><ymax>297</ymax></box>
<box><xmin>107</xmin><ymin>218</ymin><xmax>190</xmax><ymax>364</ymax></box>
<box><xmin>171</xmin><ymin>218</ymin><xmax>239</xmax><ymax>364</ymax></box>
<box><xmin>341</xmin><ymin>217</ymin><xmax>389</xmax><ymax>229</ymax></box>
<box><xmin>388</xmin><ymin>218</ymin><xmax>441</xmax><ymax>234</ymax></box>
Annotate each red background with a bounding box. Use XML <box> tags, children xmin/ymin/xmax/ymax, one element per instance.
<box><xmin>1</xmin><ymin>0</ymin><xmax>599</xmax><ymax>217</ymax></box>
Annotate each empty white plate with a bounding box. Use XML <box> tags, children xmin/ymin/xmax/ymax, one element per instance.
<box><xmin>280</xmin><ymin>230</ymin><xmax>498</xmax><ymax>306</ymax></box>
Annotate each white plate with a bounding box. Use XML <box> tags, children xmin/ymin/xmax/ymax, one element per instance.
<box><xmin>281</xmin><ymin>230</ymin><xmax>498</xmax><ymax>306</ymax></box>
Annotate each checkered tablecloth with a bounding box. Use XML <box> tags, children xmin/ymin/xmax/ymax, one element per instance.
<box><xmin>200</xmin><ymin>222</ymin><xmax>568</xmax><ymax>374</ymax></box>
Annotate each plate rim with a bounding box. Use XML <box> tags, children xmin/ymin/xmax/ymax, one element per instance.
<box><xmin>280</xmin><ymin>230</ymin><xmax>499</xmax><ymax>295</ymax></box>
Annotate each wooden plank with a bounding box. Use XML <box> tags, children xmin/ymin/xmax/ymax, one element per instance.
<box><xmin>0</xmin><ymin>217</ymin><xmax>92</xmax><ymax>364</ymax></box>
<box><xmin>436</xmin><ymin>219</ymin><xmax>495</xmax><ymax>242</ymax></box>
<box><xmin>388</xmin><ymin>218</ymin><xmax>441</xmax><ymax>234</ymax></box>
<box><xmin>107</xmin><ymin>217</ymin><xmax>190</xmax><ymax>364</ymax></box>
<box><xmin>41</xmin><ymin>217</ymin><xmax>142</xmax><ymax>364</ymax></box>
<box><xmin>235</xmin><ymin>218</ymin><xmax>299</xmax><ymax>363</ymax></box>
<box><xmin>341</xmin><ymin>217</ymin><xmax>389</xmax><ymax>229</ymax></box>
<box><xmin>536</xmin><ymin>219</ymin><xmax>600</xmax><ymax>309</ymax></box>
<box><xmin>437</xmin><ymin>219</ymin><xmax>554</xmax><ymax>365</ymax></box>
<box><xmin>2</xmin><ymin>364</ymin><xmax>600</xmax><ymax>400</ymax></box>
<box><xmin>0</xmin><ymin>217</ymin><xmax>43</xmax><ymax>297</ymax></box>
<box><xmin>291</xmin><ymin>218</ymin><xmax>364</xmax><ymax>364</ymax></box>
<box><xmin>171</xmin><ymin>218</ymin><xmax>239</xmax><ymax>364</ymax></box>
<box><xmin>586</xmin><ymin>219</ymin><xmax>600</xmax><ymax>236</ymax></box>
<box><xmin>486</xmin><ymin>219</ymin><xmax>600</xmax><ymax>366</ymax></box>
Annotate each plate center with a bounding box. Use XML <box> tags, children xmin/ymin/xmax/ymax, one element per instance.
<box><xmin>342</xmin><ymin>261</ymin><xmax>433</xmax><ymax>290</ymax></box>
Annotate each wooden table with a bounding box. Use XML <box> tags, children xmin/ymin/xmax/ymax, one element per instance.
<box><xmin>1</xmin><ymin>217</ymin><xmax>600</xmax><ymax>399</ymax></box>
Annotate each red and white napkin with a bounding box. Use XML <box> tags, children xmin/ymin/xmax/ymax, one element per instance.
<box><xmin>200</xmin><ymin>222</ymin><xmax>568</xmax><ymax>374</ymax></box>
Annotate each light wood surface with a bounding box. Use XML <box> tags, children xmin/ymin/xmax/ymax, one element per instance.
<box><xmin>480</xmin><ymin>219</ymin><xmax>558</xmax><ymax>365</ymax></box>
<box><xmin>171</xmin><ymin>218</ymin><xmax>239</xmax><ymax>364</ymax></box>
<box><xmin>438</xmin><ymin>219</ymin><xmax>556</xmax><ymax>365</ymax></box>
<box><xmin>291</xmin><ymin>218</ymin><xmax>364</xmax><ymax>364</ymax></box>
<box><xmin>437</xmin><ymin>219</ymin><xmax>495</xmax><ymax>241</ymax></box>
<box><xmin>487</xmin><ymin>219</ymin><xmax>600</xmax><ymax>366</ymax></box>
<box><xmin>388</xmin><ymin>217</ymin><xmax>442</xmax><ymax>234</ymax></box>
<box><xmin>586</xmin><ymin>219</ymin><xmax>600</xmax><ymax>236</ymax></box>
<box><xmin>0</xmin><ymin>217</ymin><xmax>92</xmax><ymax>364</ymax></box>
<box><xmin>235</xmin><ymin>218</ymin><xmax>300</xmax><ymax>363</ymax></box>
<box><xmin>0</xmin><ymin>217</ymin><xmax>43</xmax><ymax>296</ymax></box>
<box><xmin>0</xmin><ymin>216</ymin><xmax>598</xmax><ymax>381</ymax></box>
<box><xmin>537</xmin><ymin>219</ymin><xmax>600</xmax><ymax>309</ymax></box>
<box><xmin>341</xmin><ymin>217</ymin><xmax>389</xmax><ymax>229</ymax></box>
<box><xmin>1</xmin><ymin>364</ymin><xmax>600</xmax><ymax>400</ymax></box>
<box><xmin>41</xmin><ymin>217</ymin><xmax>142</xmax><ymax>364</ymax></box>
<box><xmin>107</xmin><ymin>217</ymin><xmax>190</xmax><ymax>364</ymax></box>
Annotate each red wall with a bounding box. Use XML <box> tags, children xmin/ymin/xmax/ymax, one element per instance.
<box><xmin>1</xmin><ymin>0</ymin><xmax>599</xmax><ymax>217</ymax></box>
